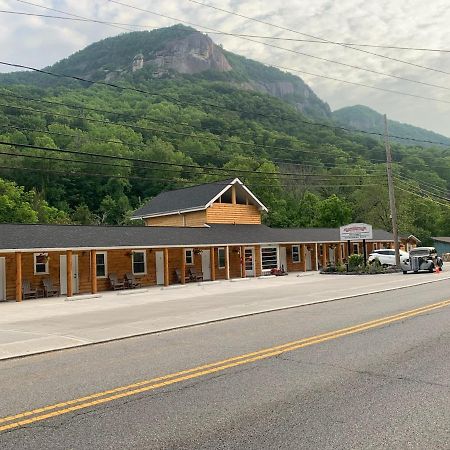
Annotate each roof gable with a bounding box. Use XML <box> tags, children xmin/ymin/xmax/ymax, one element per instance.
<box><xmin>132</xmin><ymin>178</ymin><xmax>267</xmax><ymax>219</ymax></box>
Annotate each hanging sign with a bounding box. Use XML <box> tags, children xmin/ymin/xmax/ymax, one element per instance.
<box><xmin>340</xmin><ymin>223</ymin><xmax>373</xmax><ymax>241</ymax></box>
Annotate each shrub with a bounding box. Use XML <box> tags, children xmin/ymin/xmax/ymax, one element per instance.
<box><xmin>348</xmin><ymin>254</ymin><xmax>364</xmax><ymax>271</ymax></box>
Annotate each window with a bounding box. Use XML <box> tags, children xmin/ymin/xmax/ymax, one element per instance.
<box><xmin>261</xmin><ymin>247</ymin><xmax>278</xmax><ymax>270</ymax></box>
<box><xmin>132</xmin><ymin>250</ymin><xmax>146</xmax><ymax>275</ymax></box>
<box><xmin>185</xmin><ymin>249</ymin><xmax>194</xmax><ymax>265</ymax></box>
<box><xmin>96</xmin><ymin>252</ymin><xmax>107</xmax><ymax>278</ymax></box>
<box><xmin>292</xmin><ymin>245</ymin><xmax>300</xmax><ymax>263</ymax></box>
<box><xmin>34</xmin><ymin>253</ymin><xmax>49</xmax><ymax>275</ymax></box>
<box><xmin>218</xmin><ymin>248</ymin><xmax>226</xmax><ymax>269</ymax></box>
<box><xmin>353</xmin><ymin>243</ymin><xmax>359</xmax><ymax>254</ymax></box>
<box><xmin>373</xmin><ymin>243</ymin><xmax>378</xmax><ymax>250</ymax></box>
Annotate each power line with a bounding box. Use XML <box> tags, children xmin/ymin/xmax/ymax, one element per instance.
<box><xmin>394</xmin><ymin>177</ymin><xmax>450</xmax><ymax>202</ymax></box>
<box><xmin>0</xmin><ymin>99</ymin><xmax>391</xmax><ymax>166</ymax></box>
<box><xmin>394</xmin><ymin>174</ymin><xmax>448</xmax><ymax>195</ymax></box>
<box><xmin>186</xmin><ymin>0</ymin><xmax>450</xmax><ymax>78</ymax></box>
<box><xmin>7</xmin><ymin>7</ymin><xmax>450</xmax><ymax>54</ymax></box>
<box><xmin>2</xmin><ymin>122</ymin><xmax>381</xmax><ymax>172</ymax></box>
<box><xmin>0</xmin><ymin>162</ymin><xmax>380</xmax><ymax>189</ymax></box>
<box><xmin>5</xmin><ymin>12</ymin><xmax>450</xmax><ymax>106</ymax></box>
<box><xmin>0</xmin><ymin>140</ymin><xmax>382</xmax><ymax>180</ymax></box>
<box><xmin>11</xmin><ymin>0</ymin><xmax>134</xmax><ymax>32</ymax></box>
<box><xmin>103</xmin><ymin>1</ymin><xmax>450</xmax><ymax>103</ymax></box>
<box><xmin>2</xmin><ymin>75</ymin><xmax>450</xmax><ymax>150</ymax></box>
<box><xmin>395</xmin><ymin>185</ymin><xmax>450</xmax><ymax>209</ymax></box>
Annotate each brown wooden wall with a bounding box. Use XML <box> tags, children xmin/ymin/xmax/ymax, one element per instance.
<box><xmin>145</xmin><ymin>210</ymin><xmax>207</xmax><ymax>227</ymax></box>
<box><xmin>206</xmin><ymin>203</ymin><xmax>261</xmax><ymax>225</ymax></box>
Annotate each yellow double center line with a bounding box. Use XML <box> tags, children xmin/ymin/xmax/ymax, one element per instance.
<box><xmin>1</xmin><ymin>299</ymin><xmax>449</xmax><ymax>433</ymax></box>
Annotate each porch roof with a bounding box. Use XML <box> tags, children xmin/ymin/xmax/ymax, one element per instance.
<box><xmin>0</xmin><ymin>223</ymin><xmax>395</xmax><ymax>252</ymax></box>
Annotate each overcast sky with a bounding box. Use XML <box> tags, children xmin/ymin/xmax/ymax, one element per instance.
<box><xmin>2</xmin><ymin>0</ymin><xmax>450</xmax><ymax>136</ymax></box>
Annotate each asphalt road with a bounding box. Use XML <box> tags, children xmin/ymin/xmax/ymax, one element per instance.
<box><xmin>0</xmin><ymin>280</ymin><xmax>449</xmax><ymax>449</ymax></box>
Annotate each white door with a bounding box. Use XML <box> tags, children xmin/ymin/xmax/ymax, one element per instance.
<box><xmin>201</xmin><ymin>250</ymin><xmax>211</xmax><ymax>281</ymax></box>
<box><xmin>155</xmin><ymin>251</ymin><xmax>164</xmax><ymax>285</ymax></box>
<box><xmin>0</xmin><ymin>257</ymin><xmax>6</xmax><ymax>301</ymax></box>
<box><xmin>280</xmin><ymin>247</ymin><xmax>287</xmax><ymax>272</ymax></box>
<box><xmin>306</xmin><ymin>249</ymin><xmax>312</xmax><ymax>271</ymax></box>
<box><xmin>60</xmin><ymin>254</ymin><xmax>79</xmax><ymax>295</ymax></box>
<box><xmin>244</xmin><ymin>247</ymin><xmax>255</xmax><ymax>277</ymax></box>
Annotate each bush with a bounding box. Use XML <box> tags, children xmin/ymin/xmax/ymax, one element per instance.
<box><xmin>348</xmin><ymin>254</ymin><xmax>364</xmax><ymax>271</ymax></box>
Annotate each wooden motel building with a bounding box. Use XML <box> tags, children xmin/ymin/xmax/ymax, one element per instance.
<box><xmin>0</xmin><ymin>178</ymin><xmax>404</xmax><ymax>302</ymax></box>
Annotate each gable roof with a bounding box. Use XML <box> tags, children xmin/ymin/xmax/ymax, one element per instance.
<box><xmin>432</xmin><ymin>236</ymin><xmax>450</xmax><ymax>244</ymax></box>
<box><xmin>131</xmin><ymin>178</ymin><xmax>268</xmax><ymax>219</ymax></box>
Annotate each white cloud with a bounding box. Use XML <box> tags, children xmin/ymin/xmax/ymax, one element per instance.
<box><xmin>1</xmin><ymin>0</ymin><xmax>450</xmax><ymax>136</ymax></box>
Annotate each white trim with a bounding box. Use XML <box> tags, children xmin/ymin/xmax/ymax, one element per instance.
<box><xmin>184</xmin><ymin>248</ymin><xmax>194</xmax><ymax>265</ymax></box>
<box><xmin>33</xmin><ymin>252</ymin><xmax>49</xmax><ymax>275</ymax></box>
<box><xmin>206</xmin><ymin>178</ymin><xmax>268</xmax><ymax>212</ymax></box>
<box><xmin>95</xmin><ymin>251</ymin><xmax>108</xmax><ymax>279</ymax></box>
<box><xmin>131</xmin><ymin>206</ymin><xmax>207</xmax><ymax>220</ymax></box>
<box><xmin>132</xmin><ymin>250</ymin><xmax>147</xmax><ymax>275</ymax></box>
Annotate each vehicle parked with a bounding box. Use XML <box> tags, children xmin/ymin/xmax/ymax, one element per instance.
<box><xmin>368</xmin><ymin>249</ymin><xmax>409</xmax><ymax>267</ymax></box>
<box><xmin>401</xmin><ymin>247</ymin><xmax>443</xmax><ymax>274</ymax></box>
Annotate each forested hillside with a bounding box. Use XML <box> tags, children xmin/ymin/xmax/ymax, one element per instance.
<box><xmin>333</xmin><ymin>105</ymin><xmax>450</xmax><ymax>148</ymax></box>
<box><xmin>0</xmin><ymin>26</ymin><xmax>449</xmax><ymax>243</ymax></box>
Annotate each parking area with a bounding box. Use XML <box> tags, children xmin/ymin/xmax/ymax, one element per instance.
<box><xmin>0</xmin><ymin>269</ymin><xmax>448</xmax><ymax>360</ymax></box>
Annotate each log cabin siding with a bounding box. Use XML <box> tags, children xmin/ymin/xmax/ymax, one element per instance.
<box><xmin>206</xmin><ymin>203</ymin><xmax>261</xmax><ymax>225</ymax></box>
<box><xmin>145</xmin><ymin>211</ymin><xmax>207</xmax><ymax>227</ymax></box>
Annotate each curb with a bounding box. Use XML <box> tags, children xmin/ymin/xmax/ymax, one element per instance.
<box><xmin>1</xmin><ymin>275</ymin><xmax>449</xmax><ymax>362</ymax></box>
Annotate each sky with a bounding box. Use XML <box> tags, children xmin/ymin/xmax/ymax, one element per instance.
<box><xmin>2</xmin><ymin>0</ymin><xmax>450</xmax><ymax>136</ymax></box>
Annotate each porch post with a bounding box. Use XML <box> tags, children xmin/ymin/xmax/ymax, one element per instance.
<box><xmin>337</xmin><ymin>243</ymin><xmax>342</xmax><ymax>264</ymax></box>
<box><xmin>225</xmin><ymin>245</ymin><xmax>230</xmax><ymax>280</ymax></box>
<box><xmin>90</xmin><ymin>250</ymin><xmax>97</xmax><ymax>294</ymax></box>
<box><xmin>315</xmin><ymin>243</ymin><xmax>319</xmax><ymax>271</ymax></box>
<box><xmin>180</xmin><ymin>248</ymin><xmax>186</xmax><ymax>285</ymax></box>
<box><xmin>322</xmin><ymin>243</ymin><xmax>328</xmax><ymax>268</ymax></box>
<box><xmin>66</xmin><ymin>249</ymin><xmax>73</xmax><ymax>298</ymax></box>
<box><xmin>210</xmin><ymin>247</ymin><xmax>216</xmax><ymax>281</ymax></box>
<box><xmin>15</xmin><ymin>252</ymin><xmax>22</xmax><ymax>302</ymax></box>
<box><xmin>301</xmin><ymin>244</ymin><xmax>306</xmax><ymax>272</ymax></box>
<box><xmin>240</xmin><ymin>246</ymin><xmax>246</xmax><ymax>278</ymax></box>
<box><xmin>164</xmin><ymin>248</ymin><xmax>169</xmax><ymax>287</ymax></box>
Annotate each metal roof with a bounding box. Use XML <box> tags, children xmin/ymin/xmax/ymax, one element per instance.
<box><xmin>0</xmin><ymin>223</ymin><xmax>395</xmax><ymax>252</ymax></box>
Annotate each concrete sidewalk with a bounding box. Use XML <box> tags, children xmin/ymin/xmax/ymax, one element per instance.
<box><xmin>0</xmin><ymin>271</ymin><xmax>449</xmax><ymax>360</ymax></box>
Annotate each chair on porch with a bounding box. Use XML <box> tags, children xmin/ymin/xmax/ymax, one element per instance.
<box><xmin>124</xmin><ymin>273</ymin><xmax>141</xmax><ymax>289</ymax></box>
<box><xmin>175</xmin><ymin>269</ymin><xmax>190</xmax><ymax>284</ymax></box>
<box><xmin>108</xmin><ymin>273</ymin><xmax>125</xmax><ymax>290</ymax></box>
<box><xmin>22</xmin><ymin>280</ymin><xmax>37</xmax><ymax>299</ymax></box>
<box><xmin>189</xmin><ymin>267</ymin><xmax>203</xmax><ymax>282</ymax></box>
<box><xmin>42</xmin><ymin>278</ymin><xmax>59</xmax><ymax>297</ymax></box>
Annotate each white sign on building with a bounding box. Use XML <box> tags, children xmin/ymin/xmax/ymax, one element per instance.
<box><xmin>340</xmin><ymin>223</ymin><xmax>373</xmax><ymax>241</ymax></box>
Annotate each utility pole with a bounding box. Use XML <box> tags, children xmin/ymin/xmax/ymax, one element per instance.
<box><xmin>384</xmin><ymin>114</ymin><xmax>400</xmax><ymax>266</ymax></box>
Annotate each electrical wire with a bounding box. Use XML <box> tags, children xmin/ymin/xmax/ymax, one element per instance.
<box><xmin>395</xmin><ymin>185</ymin><xmax>450</xmax><ymax>209</ymax></box>
<box><xmin>106</xmin><ymin>0</ymin><xmax>450</xmax><ymax>92</ymax></box>
<box><xmin>186</xmin><ymin>0</ymin><xmax>450</xmax><ymax>77</ymax></box>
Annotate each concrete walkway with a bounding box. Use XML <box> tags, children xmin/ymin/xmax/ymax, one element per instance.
<box><xmin>0</xmin><ymin>270</ymin><xmax>449</xmax><ymax>360</ymax></box>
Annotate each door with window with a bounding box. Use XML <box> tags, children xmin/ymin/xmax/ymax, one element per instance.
<box><xmin>59</xmin><ymin>254</ymin><xmax>79</xmax><ymax>295</ymax></box>
<box><xmin>0</xmin><ymin>257</ymin><xmax>6</xmax><ymax>301</ymax></box>
<box><xmin>244</xmin><ymin>247</ymin><xmax>255</xmax><ymax>277</ymax></box>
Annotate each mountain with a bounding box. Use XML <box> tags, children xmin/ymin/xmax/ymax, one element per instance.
<box><xmin>0</xmin><ymin>24</ymin><xmax>331</xmax><ymax>120</ymax></box>
<box><xmin>332</xmin><ymin>105</ymin><xmax>450</xmax><ymax>147</ymax></box>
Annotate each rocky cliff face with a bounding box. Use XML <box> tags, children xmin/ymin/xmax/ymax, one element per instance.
<box><xmin>137</xmin><ymin>32</ymin><xmax>232</xmax><ymax>75</ymax></box>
